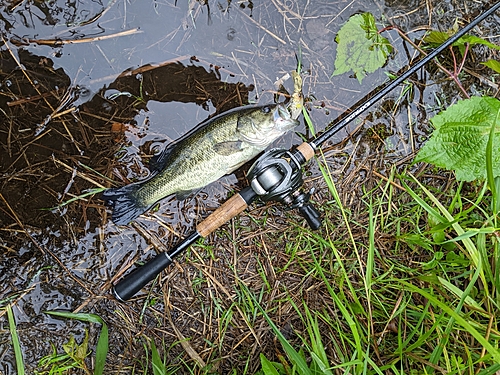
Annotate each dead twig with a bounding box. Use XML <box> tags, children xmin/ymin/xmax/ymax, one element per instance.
<box><xmin>10</xmin><ymin>28</ymin><xmax>143</xmax><ymax>47</ymax></box>
<box><xmin>237</xmin><ymin>8</ymin><xmax>286</xmax><ymax>45</ymax></box>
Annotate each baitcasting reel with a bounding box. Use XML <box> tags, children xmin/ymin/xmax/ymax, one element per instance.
<box><xmin>247</xmin><ymin>147</ymin><xmax>321</xmax><ymax>230</ymax></box>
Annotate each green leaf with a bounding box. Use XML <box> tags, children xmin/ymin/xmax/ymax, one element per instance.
<box><xmin>459</xmin><ymin>35</ymin><xmax>500</xmax><ymax>51</ymax></box>
<box><xmin>7</xmin><ymin>304</ymin><xmax>25</xmax><ymax>375</ymax></box>
<box><xmin>260</xmin><ymin>353</ymin><xmax>282</xmax><ymax>375</ymax></box>
<box><xmin>45</xmin><ymin>311</ymin><xmax>109</xmax><ymax>375</ymax></box>
<box><xmin>62</xmin><ymin>332</ymin><xmax>89</xmax><ymax>363</ymax></box>
<box><xmin>333</xmin><ymin>12</ymin><xmax>393</xmax><ymax>84</ymax></box>
<box><xmin>424</xmin><ymin>31</ymin><xmax>500</xmax><ymax>56</ymax></box>
<box><xmin>94</xmin><ymin>322</ymin><xmax>109</xmax><ymax>375</ymax></box>
<box><xmin>415</xmin><ymin>96</ymin><xmax>500</xmax><ymax>181</ymax></box>
<box><xmin>423</xmin><ymin>30</ymin><xmax>451</xmax><ymax>45</ymax></box>
<box><xmin>45</xmin><ymin>311</ymin><xmax>104</xmax><ymax>325</ymax></box>
<box><xmin>482</xmin><ymin>59</ymin><xmax>500</xmax><ymax>74</ymax></box>
<box><xmin>151</xmin><ymin>340</ymin><xmax>167</xmax><ymax>375</ymax></box>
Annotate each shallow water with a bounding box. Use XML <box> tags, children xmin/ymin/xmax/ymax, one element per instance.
<box><xmin>1</xmin><ymin>0</ymin><xmax>499</xmax><ymax>373</ymax></box>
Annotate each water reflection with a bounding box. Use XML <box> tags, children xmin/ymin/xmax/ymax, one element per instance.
<box><xmin>0</xmin><ymin>31</ymin><xmax>258</xmax><ymax>371</ymax></box>
<box><xmin>0</xmin><ymin>48</ymin><xmax>254</xmax><ymax>239</ymax></box>
<box><xmin>2</xmin><ymin>0</ymin><xmax>113</xmax><ymax>29</ymax></box>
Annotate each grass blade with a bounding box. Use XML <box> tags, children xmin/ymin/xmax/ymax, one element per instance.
<box><xmin>403</xmin><ymin>175</ymin><xmax>490</xmax><ymax>368</ymax></box>
<box><xmin>405</xmin><ymin>174</ymin><xmax>486</xmax><ymax>288</ymax></box>
<box><xmin>7</xmin><ymin>304</ymin><xmax>25</xmax><ymax>375</ymax></box>
<box><xmin>303</xmin><ymin>304</ymin><xmax>330</xmax><ymax>373</ymax></box>
<box><xmin>260</xmin><ymin>353</ymin><xmax>281</xmax><ymax>375</ymax></box>
<box><xmin>307</xmin><ymin>240</ymin><xmax>364</xmax><ymax>369</ymax></box>
<box><xmin>47</xmin><ymin>187</ymin><xmax>107</xmax><ymax>210</ymax></box>
<box><xmin>151</xmin><ymin>340</ymin><xmax>167</xmax><ymax>375</ymax></box>
<box><xmin>94</xmin><ymin>320</ymin><xmax>109</xmax><ymax>375</ymax></box>
<box><xmin>399</xmin><ymin>280</ymin><xmax>500</xmax><ymax>362</ymax></box>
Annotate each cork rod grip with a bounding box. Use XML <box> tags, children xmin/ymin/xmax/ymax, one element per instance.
<box><xmin>196</xmin><ymin>193</ymin><xmax>248</xmax><ymax>237</ymax></box>
<box><xmin>296</xmin><ymin>142</ymin><xmax>315</xmax><ymax>162</ymax></box>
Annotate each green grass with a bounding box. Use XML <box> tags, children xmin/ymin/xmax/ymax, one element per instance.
<box><xmin>22</xmin><ymin>120</ymin><xmax>498</xmax><ymax>375</ymax></box>
<box><xmin>28</xmin><ymin>118</ymin><xmax>499</xmax><ymax>375</ymax></box>
<box><xmin>36</xmin><ymin>311</ymin><xmax>109</xmax><ymax>375</ymax></box>
<box><xmin>236</xmin><ymin>141</ymin><xmax>500</xmax><ymax>374</ymax></box>
<box><xmin>26</xmin><ymin>85</ymin><xmax>499</xmax><ymax>375</ymax></box>
<box><xmin>7</xmin><ymin>304</ymin><xmax>25</xmax><ymax>375</ymax></box>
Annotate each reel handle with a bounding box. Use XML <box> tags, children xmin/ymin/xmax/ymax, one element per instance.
<box><xmin>247</xmin><ymin>142</ymin><xmax>322</xmax><ymax>230</ymax></box>
<box><xmin>298</xmin><ymin>202</ymin><xmax>321</xmax><ymax>230</ymax></box>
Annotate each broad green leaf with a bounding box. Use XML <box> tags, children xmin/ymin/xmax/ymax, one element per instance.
<box><xmin>62</xmin><ymin>336</ymin><xmax>77</xmax><ymax>356</ymax></box>
<box><xmin>415</xmin><ymin>96</ymin><xmax>500</xmax><ymax>181</ymax></box>
<box><xmin>62</xmin><ymin>331</ymin><xmax>89</xmax><ymax>362</ymax></box>
<box><xmin>423</xmin><ymin>30</ymin><xmax>451</xmax><ymax>45</ymax></box>
<box><xmin>460</xmin><ymin>35</ymin><xmax>500</xmax><ymax>51</ymax></box>
<box><xmin>333</xmin><ymin>12</ymin><xmax>393</xmax><ymax>84</ymax></box>
<box><xmin>482</xmin><ymin>59</ymin><xmax>500</xmax><ymax>74</ymax></box>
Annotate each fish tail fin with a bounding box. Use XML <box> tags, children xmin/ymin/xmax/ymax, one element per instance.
<box><xmin>101</xmin><ymin>183</ymin><xmax>151</xmax><ymax>225</ymax></box>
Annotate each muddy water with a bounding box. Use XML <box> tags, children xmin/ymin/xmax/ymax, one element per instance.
<box><xmin>1</xmin><ymin>0</ymin><xmax>498</xmax><ymax>373</ymax></box>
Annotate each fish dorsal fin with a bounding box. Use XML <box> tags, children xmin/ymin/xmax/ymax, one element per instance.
<box><xmin>148</xmin><ymin>144</ymin><xmax>176</xmax><ymax>174</ymax></box>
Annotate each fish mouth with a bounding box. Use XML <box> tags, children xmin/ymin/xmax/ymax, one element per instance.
<box><xmin>275</xmin><ymin>104</ymin><xmax>299</xmax><ymax>129</ymax></box>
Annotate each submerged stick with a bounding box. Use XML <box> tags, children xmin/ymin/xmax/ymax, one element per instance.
<box><xmin>10</xmin><ymin>28</ymin><xmax>142</xmax><ymax>47</ymax></box>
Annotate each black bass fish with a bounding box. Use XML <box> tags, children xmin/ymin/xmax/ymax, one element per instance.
<box><xmin>102</xmin><ymin>103</ymin><xmax>299</xmax><ymax>225</ymax></box>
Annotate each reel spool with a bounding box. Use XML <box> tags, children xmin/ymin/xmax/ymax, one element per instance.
<box><xmin>247</xmin><ymin>148</ymin><xmax>321</xmax><ymax>230</ymax></box>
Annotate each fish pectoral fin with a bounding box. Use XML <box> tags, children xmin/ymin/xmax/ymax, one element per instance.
<box><xmin>213</xmin><ymin>141</ymin><xmax>243</xmax><ymax>156</ymax></box>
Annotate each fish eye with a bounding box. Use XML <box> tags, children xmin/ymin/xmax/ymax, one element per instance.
<box><xmin>261</xmin><ymin>106</ymin><xmax>271</xmax><ymax>114</ymax></box>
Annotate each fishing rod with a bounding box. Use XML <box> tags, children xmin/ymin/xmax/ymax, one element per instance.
<box><xmin>112</xmin><ymin>1</ymin><xmax>500</xmax><ymax>302</ymax></box>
